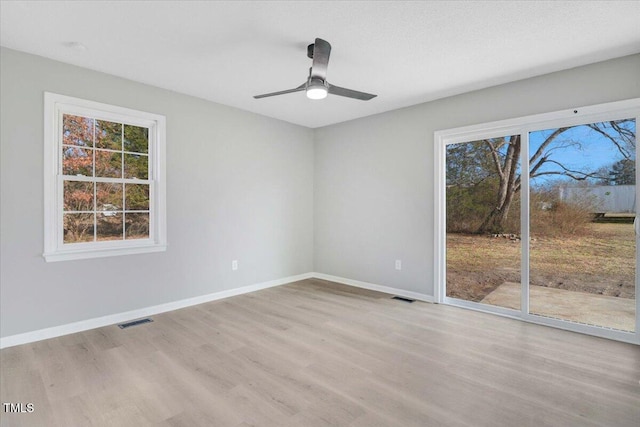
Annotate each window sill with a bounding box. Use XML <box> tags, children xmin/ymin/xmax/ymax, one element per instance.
<box><xmin>43</xmin><ymin>244</ymin><xmax>167</xmax><ymax>262</ymax></box>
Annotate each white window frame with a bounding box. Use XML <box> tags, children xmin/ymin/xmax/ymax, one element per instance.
<box><xmin>434</xmin><ymin>98</ymin><xmax>640</xmax><ymax>344</ymax></box>
<box><xmin>43</xmin><ymin>92</ymin><xmax>167</xmax><ymax>262</ymax></box>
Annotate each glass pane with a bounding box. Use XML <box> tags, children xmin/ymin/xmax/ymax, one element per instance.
<box><xmin>96</xmin><ymin>182</ymin><xmax>123</xmax><ymax>211</ymax></box>
<box><xmin>63</xmin><ymin>213</ymin><xmax>94</xmax><ymax>243</ymax></box>
<box><xmin>125</xmin><ymin>184</ymin><xmax>150</xmax><ymax>210</ymax></box>
<box><xmin>95</xmin><ymin>120</ymin><xmax>122</xmax><ymax>150</ymax></box>
<box><xmin>124</xmin><ymin>125</ymin><xmax>148</xmax><ymax>153</ymax></box>
<box><xmin>125</xmin><ymin>213</ymin><xmax>149</xmax><ymax>240</ymax></box>
<box><xmin>97</xmin><ymin>212</ymin><xmax>123</xmax><ymax>241</ymax></box>
<box><xmin>63</xmin><ymin>181</ymin><xmax>94</xmax><ymax>211</ymax></box>
<box><xmin>95</xmin><ymin>150</ymin><xmax>122</xmax><ymax>178</ymax></box>
<box><xmin>124</xmin><ymin>153</ymin><xmax>148</xmax><ymax>179</ymax></box>
<box><xmin>63</xmin><ymin>115</ymin><xmax>93</xmax><ymax>147</ymax></box>
<box><xmin>62</xmin><ymin>146</ymin><xmax>93</xmax><ymax>176</ymax></box>
<box><xmin>529</xmin><ymin>119</ymin><xmax>636</xmax><ymax>331</ymax></box>
<box><xmin>446</xmin><ymin>136</ymin><xmax>521</xmax><ymax>310</ymax></box>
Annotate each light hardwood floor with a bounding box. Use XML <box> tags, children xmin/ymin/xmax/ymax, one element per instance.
<box><xmin>1</xmin><ymin>278</ymin><xmax>639</xmax><ymax>426</ymax></box>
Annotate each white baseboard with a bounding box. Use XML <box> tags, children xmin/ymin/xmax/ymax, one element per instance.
<box><xmin>0</xmin><ymin>272</ymin><xmax>313</xmax><ymax>349</ymax></box>
<box><xmin>0</xmin><ymin>272</ymin><xmax>432</xmax><ymax>349</ymax></box>
<box><xmin>311</xmin><ymin>272</ymin><xmax>434</xmax><ymax>303</ymax></box>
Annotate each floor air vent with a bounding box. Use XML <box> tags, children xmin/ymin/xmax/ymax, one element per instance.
<box><xmin>391</xmin><ymin>296</ymin><xmax>415</xmax><ymax>303</ymax></box>
<box><xmin>118</xmin><ymin>318</ymin><xmax>153</xmax><ymax>329</ymax></box>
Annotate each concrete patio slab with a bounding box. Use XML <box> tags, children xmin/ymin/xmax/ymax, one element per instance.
<box><xmin>481</xmin><ymin>282</ymin><xmax>635</xmax><ymax>331</ymax></box>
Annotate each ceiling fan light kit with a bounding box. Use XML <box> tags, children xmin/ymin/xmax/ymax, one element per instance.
<box><xmin>254</xmin><ymin>38</ymin><xmax>377</xmax><ymax>101</ymax></box>
<box><xmin>306</xmin><ymin>78</ymin><xmax>328</xmax><ymax>100</ymax></box>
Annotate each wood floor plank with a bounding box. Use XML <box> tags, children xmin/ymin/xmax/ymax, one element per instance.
<box><xmin>2</xmin><ymin>278</ymin><xmax>639</xmax><ymax>426</ymax></box>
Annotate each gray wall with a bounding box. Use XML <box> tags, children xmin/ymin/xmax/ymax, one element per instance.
<box><xmin>314</xmin><ymin>54</ymin><xmax>640</xmax><ymax>295</ymax></box>
<box><xmin>2</xmin><ymin>46</ymin><xmax>639</xmax><ymax>339</ymax></box>
<box><xmin>0</xmin><ymin>48</ymin><xmax>315</xmax><ymax>338</ymax></box>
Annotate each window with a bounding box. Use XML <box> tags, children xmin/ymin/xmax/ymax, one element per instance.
<box><xmin>44</xmin><ymin>93</ymin><xmax>166</xmax><ymax>262</ymax></box>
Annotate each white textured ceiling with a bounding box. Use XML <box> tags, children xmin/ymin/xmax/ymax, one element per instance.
<box><xmin>1</xmin><ymin>1</ymin><xmax>639</xmax><ymax>128</ymax></box>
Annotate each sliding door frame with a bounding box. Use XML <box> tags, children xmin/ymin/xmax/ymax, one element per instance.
<box><xmin>434</xmin><ymin>98</ymin><xmax>640</xmax><ymax>344</ymax></box>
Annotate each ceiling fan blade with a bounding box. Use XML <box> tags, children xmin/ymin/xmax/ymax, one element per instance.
<box><xmin>328</xmin><ymin>84</ymin><xmax>377</xmax><ymax>101</ymax></box>
<box><xmin>253</xmin><ymin>84</ymin><xmax>306</xmax><ymax>99</ymax></box>
<box><xmin>310</xmin><ymin>38</ymin><xmax>331</xmax><ymax>80</ymax></box>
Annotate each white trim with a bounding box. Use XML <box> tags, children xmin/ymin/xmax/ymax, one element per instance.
<box><xmin>521</xmin><ymin>129</ymin><xmax>531</xmax><ymax>314</ymax></box>
<box><xmin>43</xmin><ymin>92</ymin><xmax>57</xmax><ymax>258</ymax></box>
<box><xmin>0</xmin><ymin>272</ymin><xmax>433</xmax><ymax>349</ymax></box>
<box><xmin>434</xmin><ymin>98</ymin><xmax>640</xmax><ymax>145</ymax></box>
<box><xmin>43</xmin><ymin>92</ymin><xmax>167</xmax><ymax>262</ymax></box>
<box><xmin>444</xmin><ymin>297</ymin><xmax>639</xmax><ymax>345</ymax></box>
<box><xmin>433</xmin><ymin>128</ymin><xmax>445</xmax><ymax>304</ymax></box>
<box><xmin>443</xmin><ymin>296</ymin><xmax>521</xmax><ymax>319</ymax></box>
<box><xmin>311</xmin><ymin>272</ymin><xmax>434</xmax><ymax>303</ymax></box>
<box><xmin>5</xmin><ymin>267</ymin><xmax>636</xmax><ymax>349</ymax></box>
<box><xmin>434</xmin><ymin>97</ymin><xmax>640</xmax><ymax>344</ymax></box>
<box><xmin>43</xmin><ymin>244</ymin><xmax>167</xmax><ymax>262</ymax></box>
<box><xmin>0</xmin><ymin>273</ymin><xmax>314</xmax><ymax>349</ymax></box>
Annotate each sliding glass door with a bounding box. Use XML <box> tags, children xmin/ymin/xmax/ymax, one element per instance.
<box><xmin>436</xmin><ymin>99</ymin><xmax>640</xmax><ymax>343</ymax></box>
<box><xmin>528</xmin><ymin>120</ymin><xmax>636</xmax><ymax>332</ymax></box>
<box><xmin>445</xmin><ymin>136</ymin><xmax>521</xmax><ymax>312</ymax></box>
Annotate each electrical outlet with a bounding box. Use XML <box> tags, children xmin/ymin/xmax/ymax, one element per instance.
<box><xmin>232</xmin><ymin>260</ymin><xmax>238</xmax><ymax>271</ymax></box>
<box><xmin>395</xmin><ymin>260</ymin><xmax>402</xmax><ymax>270</ymax></box>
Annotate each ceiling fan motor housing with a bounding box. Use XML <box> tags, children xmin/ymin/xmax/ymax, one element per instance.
<box><xmin>308</xmin><ymin>77</ymin><xmax>328</xmax><ymax>88</ymax></box>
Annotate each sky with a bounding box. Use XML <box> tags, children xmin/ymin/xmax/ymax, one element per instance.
<box><xmin>528</xmin><ymin>118</ymin><xmax>636</xmax><ymax>187</ymax></box>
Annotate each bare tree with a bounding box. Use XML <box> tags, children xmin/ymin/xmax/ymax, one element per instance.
<box><xmin>476</xmin><ymin>119</ymin><xmax>635</xmax><ymax>234</ymax></box>
<box><xmin>477</xmin><ymin>135</ymin><xmax>522</xmax><ymax>234</ymax></box>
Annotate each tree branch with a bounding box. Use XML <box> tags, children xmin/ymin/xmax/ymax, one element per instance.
<box><xmin>587</xmin><ymin>123</ymin><xmax>633</xmax><ymax>159</ymax></box>
<box><xmin>529</xmin><ymin>155</ymin><xmax>548</xmax><ymax>179</ymax></box>
<box><xmin>505</xmin><ymin>135</ymin><xmax>520</xmax><ymax>189</ymax></box>
<box><xmin>531</xmin><ymin>159</ymin><xmax>607</xmax><ymax>181</ymax></box>
<box><xmin>529</xmin><ymin>127</ymin><xmax>571</xmax><ymax>166</ymax></box>
<box><xmin>484</xmin><ymin>139</ymin><xmax>504</xmax><ymax>178</ymax></box>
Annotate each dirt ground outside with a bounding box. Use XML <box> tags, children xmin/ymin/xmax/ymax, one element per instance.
<box><xmin>446</xmin><ymin>222</ymin><xmax>636</xmax><ymax>302</ymax></box>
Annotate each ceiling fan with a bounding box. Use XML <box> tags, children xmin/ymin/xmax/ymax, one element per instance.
<box><xmin>254</xmin><ymin>38</ymin><xmax>377</xmax><ymax>101</ymax></box>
